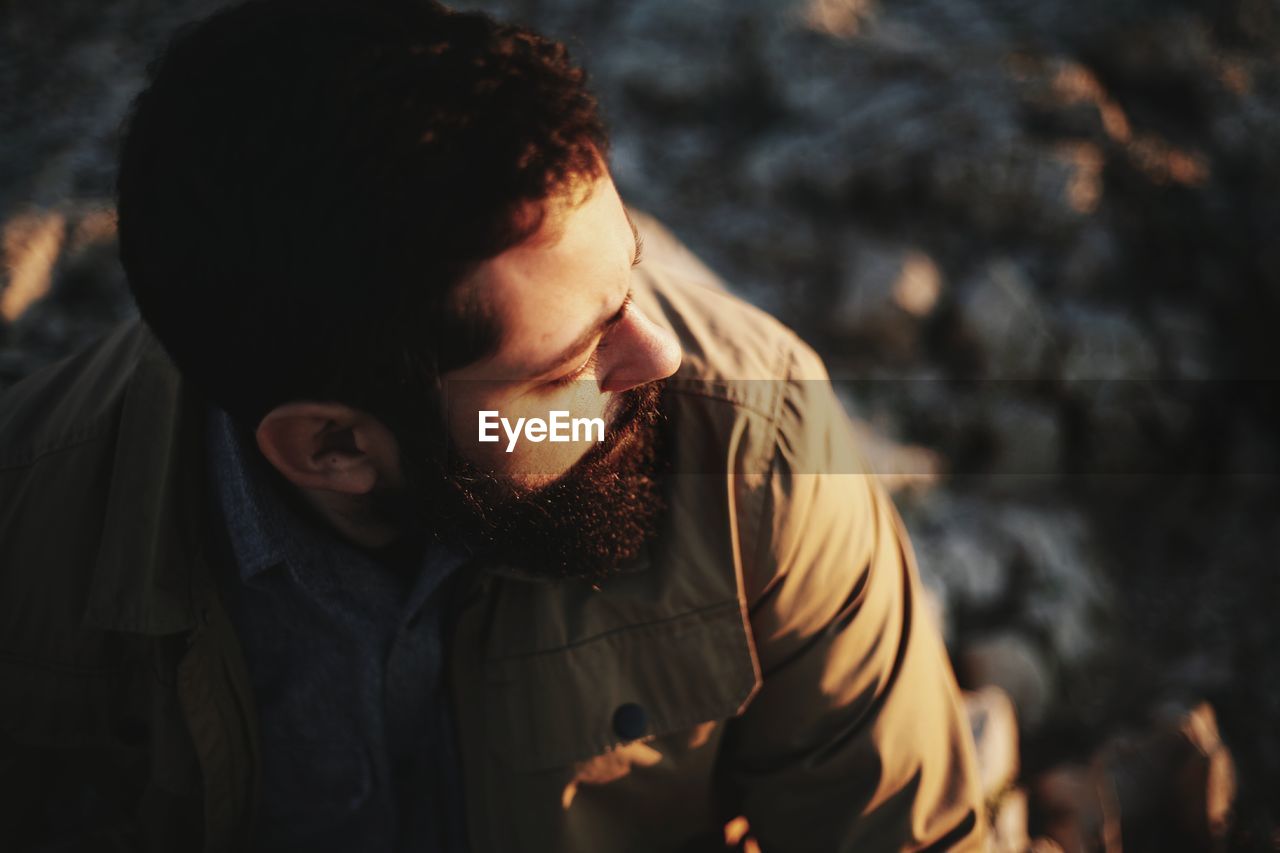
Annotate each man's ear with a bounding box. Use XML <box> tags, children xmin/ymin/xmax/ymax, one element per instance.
<box><xmin>255</xmin><ymin>402</ymin><xmax>401</xmax><ymax>495</ymax></box>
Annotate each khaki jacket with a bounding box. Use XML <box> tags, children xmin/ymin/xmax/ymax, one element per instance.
<box><xmin>0</xmin><ymin>230</ymin><xmax>984</xmax><ymax>851</ymax></box>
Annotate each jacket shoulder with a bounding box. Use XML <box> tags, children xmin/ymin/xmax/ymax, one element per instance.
<box><xmin>0</xmin><ymin>318</ymin><xmax>190</xmax><ymax>660</ymax></box>
<box><xmin>633</xmin><ymin>247</ymin><xmax>827</xmax><ymax>419</ymax></box>
<box><xmin>0</xmin><ymin>317</ymin><xmax>165</xmax><ymax>468</ymax></box>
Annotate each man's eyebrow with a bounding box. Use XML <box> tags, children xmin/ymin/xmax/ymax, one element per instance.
<box><xmin>528</xmin><ymin>289</ymin><xmax>633</xmax><ymax>379</ymax></box>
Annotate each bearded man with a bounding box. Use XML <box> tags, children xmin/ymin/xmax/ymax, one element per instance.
<box><xmin>0</xmin><ymin>1</ymin><xmax>984</xmax><ymax>850</ymax></box>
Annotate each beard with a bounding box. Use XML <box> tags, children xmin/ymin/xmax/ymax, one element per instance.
<box><xmin>379</xmin><ymin>380</ymin><xmax>670</xmax><ymax>583</ymax></box>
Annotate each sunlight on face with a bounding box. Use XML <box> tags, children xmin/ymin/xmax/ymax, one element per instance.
<box><xmin>441</xmin><ymin>172</ymin><xmax>682</xmax><ymax>487</ymax></box>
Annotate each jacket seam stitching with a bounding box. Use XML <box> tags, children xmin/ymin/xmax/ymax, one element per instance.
<box><xmin>742</xmin><ymin>344</ymin><xmax>794</xmax><ymax>597</ymax></box>
<box><xmin>664</xmin><ymin>385</ymin><xmax>780</xmax><ymax>421</ymax></box>
<box><xmin>0</xmin><ymin>422</ymin><xmax>117</xmax><ymax>470</ymax></box>
<box><xmin>484</xmin><ymin>597</ymin><xmax>742</xmax><ymax>664</ymax></box>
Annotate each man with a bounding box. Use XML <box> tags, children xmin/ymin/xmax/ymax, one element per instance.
<box><xmin>0</xmin><ymin>0</ymin><xmax>984</xmax><ymax>850</ymax></box>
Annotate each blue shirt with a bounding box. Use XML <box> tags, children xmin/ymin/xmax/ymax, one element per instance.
<box><xmin>205</xmin><ymin>407</ymin><xmax>469</xmax><ymax>852</ymax></box>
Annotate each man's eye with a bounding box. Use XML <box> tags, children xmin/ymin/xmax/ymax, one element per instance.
<box><xmin>548</xmin><ymin>345</ymin><xmax>603</xmax><ymax>388</ymax></box>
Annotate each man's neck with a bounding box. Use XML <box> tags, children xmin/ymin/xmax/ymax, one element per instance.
<box><xmin>294</xmin><ymin>486</ymin><xmax>404</xmax><ymax>550</ymax></box>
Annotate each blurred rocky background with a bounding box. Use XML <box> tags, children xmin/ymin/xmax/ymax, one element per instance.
<box><xmin>2</xmin><ymin>0</ymin><xmax>1277</xmax><ymax>849</ymax></box>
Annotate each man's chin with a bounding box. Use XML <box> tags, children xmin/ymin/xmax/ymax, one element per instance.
<box><xmin>389</xmin><ymin>380</ymin><xmax>670</xmax><ymax>581</ymax></box>
<box><xmin>500</xmin><ymin>442</ymin><xmax>603</xmax><ymax>495</ymax></box>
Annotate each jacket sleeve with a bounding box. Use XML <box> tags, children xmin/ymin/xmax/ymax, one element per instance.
<box><xmin>717</xmin><ymin>342</ymin><xmax>986</xmax><ymax>852</ymax></box>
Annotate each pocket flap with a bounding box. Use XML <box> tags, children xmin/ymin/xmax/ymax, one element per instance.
<box><xmin>484</xmin><ymin>600</ymin><xmax>759</xmax><ymax>772</ymax></box>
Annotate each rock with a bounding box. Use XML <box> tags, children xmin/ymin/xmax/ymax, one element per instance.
<box><xmin>605</xmin><ymin>37</ymin><xmax>725</xmax><ymax>111</ymax></box>
<box><xmin>1074</xmin><ymin>381</ymin><xmax>1167</xmax><ymax>476</ymax></box>
<box><xmin>1013</xmin><ymin>56</ymin><xmax>1132</xmax><ymax>147</ymax></box>
<box><xmin>964</xmin><ymin>686</ymin><xmax>1020</xmax><ymax>799</ymax></box>
<box><xmin>1058</xmin><ymin>224</ymin><xmax>1120</xmax><ymax>297</ymax></box>
<box><xmin>1029</xmin><ymin>840</ymin><xmax>1065</xmax><ymax>853</ymax></box>
<box><xmin>628</xmin><ymin>208</ymin><xmax>728</xmax><ymax>295</ymax></box>
<box><xmin>1097</xmin><ymin>702</ymin><xmax>1237</xmax><ymax>852</ymax></box>
<box><xmin>1226</xmin><ymin>413</ymin><xmax>1280</xmax><ymax>478</ymax></box>
<box><xmin>917</xmin><ymin>581</ymin><xmax>953</xmax><ymax>648</ymax></box>
<box><xmin>1054</xmin><ymin>304</ymin><xmax>1160</xmax><ymax>383</ymax></box>
<box><xmin>829</xmin><ymin>237</ymin><xmax>943</xmax><ymax>359</ymax></box>
<box><xmin>989</xmin><ymin>787</ymin><xmax>1031</xmax><ymax>853</ymax></box>
<box><xmin>981</xmin><ymin>399</ymin><xmax>1062</xmax><ymax>482</ymax></box>
<box><xmin>960</xmin><ymin>631</ymin><xmax>1053</xmax><ymax>731</ymax></box>
<box><xmin>832</xmin><ymin>382</ymin><xmax>945</xmax><ymax>492</ymax></box>
<box><xmin>1150</xmin><ymin>305</ymin><xmax>1215</xmax><ymax>382</ymax></box>
<box><xmin>1034</xmin><ymin>703</ymin><xmax>1237</xmax><ymax>853</ymax></box>
<box><xmin>954</xmin><ymin>259</ymin><xmax>1054</xmax><ymax>378</ymax></box>
<box><xmin>1033</xmin><ymin>764</ymin><xmax>1114</xmax><ymax>853</ymax></box>
<box><xmin>994</xmin><ymin>505</ymin><xmax>1111</xmax><ymax>668</ymax></box>
<box><xmin>912</xmin><ymin>521</ymin><xmax>1014</xmax><ymax>612</ymax></box>
<box><xmin>893</xmin><ymin>251</ymin><xmax>944</xmax><ymax>318</ymax></box>
<box><xmin>742</xmin><ymin>30</ymin><xmax>1082</xmax><ymax>237</ymax></box>
<box><xmin>965</xmin><ymin>685</ymin><xmax>1034</xmax><ymax>853</ymax></box>
<box><xmin>800</xmin><ymin>0</ymin><xmax>877</xmax><ymax>39</ymax></box>
<box><xmin>1</xmin><ymin>209</ymin><xmax>66</xmax><ymax>324</ymax></box>
<box><xmin>667</xmin><ymin>201</ymin><xmax>822</xmax><ymax>315</ymax></box>
<box><xmin>846</xmin><ymin>416</ymin><xmax>944</xmax><ymax>493</ymax></box>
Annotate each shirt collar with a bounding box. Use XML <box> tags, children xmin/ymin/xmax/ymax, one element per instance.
<box><xmin>205</xmin><ymin>405</ymin><xmax>290</xmax><ymax>580</ymax></box>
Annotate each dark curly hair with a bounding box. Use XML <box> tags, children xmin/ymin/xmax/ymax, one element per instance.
<box><xmin>116</xmin><ymin>0</ymin><xmax>608</xmax><ymax>428</ymax></box>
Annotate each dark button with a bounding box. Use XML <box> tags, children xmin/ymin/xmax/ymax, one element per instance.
<box><xmin>612</xmin><ymin>702</ymin><xmax>648</xmax><ymax>740</ymax></box>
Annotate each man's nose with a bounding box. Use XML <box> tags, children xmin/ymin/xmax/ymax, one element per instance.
<box><xmin>598</xmin><ymin>306</ymin><xmax>682</xmax><ymax>393</ymax></box>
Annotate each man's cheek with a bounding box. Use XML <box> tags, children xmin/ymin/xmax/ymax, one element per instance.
<box><xmin>463</xmin><ymin>404</ymin><xmax>605</xmax><ymax>480</ymax></box>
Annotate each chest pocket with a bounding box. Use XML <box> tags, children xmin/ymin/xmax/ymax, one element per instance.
<box><xmin>483</xmin><ymin>599</ymin><xmax>760</xmax><ymax>774</ymax></box>
<box><xmin>471</xmin><ymin>597</ymin><xmax>763</xmax><ymax>852</ymax></box>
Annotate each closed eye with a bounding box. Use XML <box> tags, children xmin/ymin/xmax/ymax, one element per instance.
<box><xmin>537</xmin><ymin>291</ymin><xmax>630</xmax><ymax>389</ymax></box>
<box><xmin>547</xmin><ymin>341</ymin><xmax>606</xmax><ymax>388</ymax></box>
